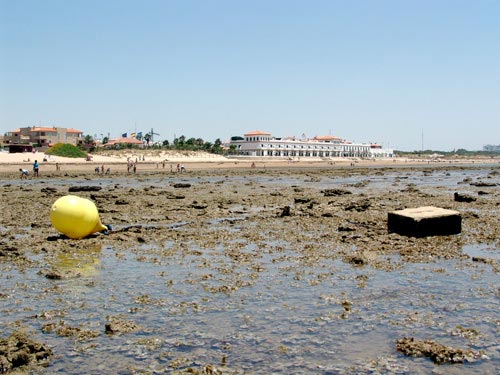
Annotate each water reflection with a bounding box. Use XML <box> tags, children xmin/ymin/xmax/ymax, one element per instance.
<box><xmin>52</xmin><ymin>245</ymin><xmax>102</xmax><ymax>277</ymax></box>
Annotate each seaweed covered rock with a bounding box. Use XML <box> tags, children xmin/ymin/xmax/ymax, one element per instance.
<box><xmin>396</xmin><ymin>337</ymin><xmax>478</xmax><ymax>364</ymax></box>
<box><xmin>0</xmin><ymin>331</ymin><xmax>53</xmax><ymax>373</ymax></box>
<box><xmin>105</xmin><ymin>318</ymin><xmax>141</xmax><ymax>335</ymax></box>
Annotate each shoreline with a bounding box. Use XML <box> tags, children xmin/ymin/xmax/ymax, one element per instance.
<box><xmin>0</xmin><ymin>150</ymin><xmax>499</xmax><ymax>175</ymax></box>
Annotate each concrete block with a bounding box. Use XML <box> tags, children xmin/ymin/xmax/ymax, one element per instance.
<box><xmin>388</xmin><ymin>206</ymin><xmax>461</xmax><ymax>237</ymax></box>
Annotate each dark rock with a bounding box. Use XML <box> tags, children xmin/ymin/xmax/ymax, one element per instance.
<box><xmin>344</xmin><ymin>254</ymin><xmax>366</xmax><ymax>265</ymax></box>
<box><xmin>344</xmin><ymin>199</ymin><xmax>371</xmax><ymax>212</ymax></box>
<box><xmin>68</xmin><ymin>186</ymin><xmax>102</xmax><ymax>192</ymax></box>
<box><xmin>172</xmin><ymin>183</ymin><xmax>191</xmax><ymax>188</ymax></box>
<box><xmin>40</xmin><ymin>187</ymin><xmax>57</xmax><ymax>194</ymax></box>
<box><xmin>0</xmin><ymin>245</ymin><xmax>19</xmax><ymax>256</ymax></box>
<box><xmin>44</xmin><ymin>272</ymin><xmax>63</xmax><ymax>280</ymax></box>
<box><xmin>191</xmin><ymin>203</ymin><xmax>208</xmax><ymax>209</ymax></box>
<box><xmin>279</xmin><ymin>206</ymin><xmax>292</xmax><ymax>217</ymax></box>
<box><xmin>470</xmin><ymin>181</ymin><xmax>497</xmax><ymax>187</ymax></box>
<box><xmin>46</xmin><ymin>235</ymin><xmax>64</xmax><ymax>241</ymax></box>
<box><xmin>294</xmin><ymin>197</ymin><xmax>312</xmax><ymax>204</ymax></box>
<box><xmin>338</xmin><ymin>226</ymin><xmax>355</xmax><ymax>232</ymax></box>
<box><xmin>454</xmin><ymin>192</ymin><xmax>476</xmax><ymax>203</ymax></box>
<box><xmin>322</xmin><ymin>188</ymin><xmax>352</xmax><ymax>196</ymax></box>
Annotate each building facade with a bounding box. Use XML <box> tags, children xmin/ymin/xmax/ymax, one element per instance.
<box><xmin>230</xmin><ymin>130</ymin><xmax>393</xmax><ymax>158</ymax></box>
<box><xmin>3</xmin><ymin>126</ymin><xmax>83</xmax><ymax>147</ymax></box>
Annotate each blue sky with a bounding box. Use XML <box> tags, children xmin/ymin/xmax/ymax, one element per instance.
<box><xmin>1</xmin><ymin>0</ymin><xmax>499</xmax><ymax>151</ymax></box>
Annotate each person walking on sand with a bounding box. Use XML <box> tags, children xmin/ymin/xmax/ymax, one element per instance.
<box><xmin>19</xmin><ymin>168</ymin><xmax>29</xmax><ymax>179</ymax></box>
<box><xmin>33</xmin><ymin>160</ymin><xmax>39</xmax><ymax>177</ymax></box>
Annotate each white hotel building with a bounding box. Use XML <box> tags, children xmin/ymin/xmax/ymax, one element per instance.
<box><xmin>230</xmin><ymin>130</ymin><xmax>393</xmax><ymax>159</ymax></box>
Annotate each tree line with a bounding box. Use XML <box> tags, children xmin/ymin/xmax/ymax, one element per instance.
<box><xmin>82</xmin><ymin>134</ymin><xmax>231</xmax><ymax>154</ymax></box>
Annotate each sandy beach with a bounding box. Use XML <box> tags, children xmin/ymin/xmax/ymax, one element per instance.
<box><xmin>1</xmin><ymin>149</ymin><xmax>499</xmax><ymax>177</ymax></box>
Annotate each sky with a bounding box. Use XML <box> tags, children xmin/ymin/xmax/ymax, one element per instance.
<box><xmin>1</xmin><ymin>0</ymin><xmax>499</xmax><ymax>151</ymax></box>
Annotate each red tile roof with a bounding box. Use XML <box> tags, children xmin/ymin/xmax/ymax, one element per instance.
<box><xmin>106</xmin><ymin>137</ymin><xmax>144</xmax><ymax>145</ymax></box>
<box><xmin>9</xmin><ymin>127</ymin><xmax>83</xmax><ymax>134</ymax></box>
<box><xmin>313</xmin><ymin>135</ymin><xmax>342</xmax><ymax>141</ymax></box>
<box><xmin>244</xmin><ymin>130</ymin><xmax>272</xmax><ymax>136</ymax></box>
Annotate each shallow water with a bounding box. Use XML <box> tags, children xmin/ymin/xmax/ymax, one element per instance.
<box><xmin>1</xmin><ymin>238</ymin><xmax>499</xmax><ymax>374</ymax></box>
<box><xmin>1</xmin><ymin>163</ymin><xmax>498</xmax><ymax>191</ymax></box>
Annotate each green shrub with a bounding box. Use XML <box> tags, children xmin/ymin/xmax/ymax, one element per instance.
<box><xmin>45</xmin><ymin>143</ymin><xmax>87</xmax><ymax>158</ymax></box>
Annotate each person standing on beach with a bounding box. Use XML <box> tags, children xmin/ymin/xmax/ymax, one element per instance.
<box><xmin>33</xmin><ymin>160</ymin><xmax>39</xmax><ymax>177</ymax></box>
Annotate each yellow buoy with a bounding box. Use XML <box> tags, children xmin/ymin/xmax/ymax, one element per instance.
<box><xmin>50</xmin><ymin>195</ymin><xmax>109</xmax><ymax>239</ymax></box>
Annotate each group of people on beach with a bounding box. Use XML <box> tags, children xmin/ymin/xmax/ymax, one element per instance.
<box><xmin>19</xmin><ymin>160</ymin><xmax>39</xmax><ymax>179</ymax></box>
<box><xmin>17</xmin><ymin>158</ymin><xmax>190</xmax><ymax>178</ymax></box>
<box><xmin>127</xmin><ymin>158</ymin><xmax>137</xmax><ymax>173</ymax></box>
<box><xmin>176</xmin><ymin>163</ymin><xmax>186</xmax><ymax>173</ymax></box>
<box><xmin>95</xmin><ymin>164</ymin><xmax>111</xmax><ymax>175</ymax></box>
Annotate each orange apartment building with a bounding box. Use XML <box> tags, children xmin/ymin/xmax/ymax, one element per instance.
<box><xmin>3</xmin><ymin>126</ymin><xmax>83</xmax><ymax>149</ymax></box>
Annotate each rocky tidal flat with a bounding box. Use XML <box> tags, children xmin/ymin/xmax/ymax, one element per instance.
<box><xmin>0</xmin><ymin>165</ymin><xmax>499</xmax><ymax>374</ymax></box>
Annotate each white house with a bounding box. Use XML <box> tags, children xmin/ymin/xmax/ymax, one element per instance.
<box><xmin>230</xmin><ymin>130</ymin><xmax>393</xmax><ymax>158</ymax></box>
